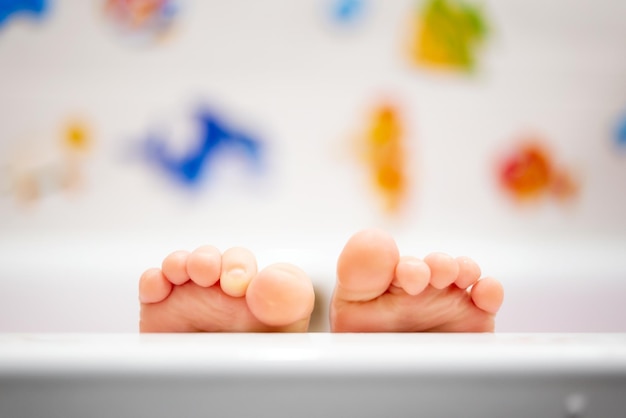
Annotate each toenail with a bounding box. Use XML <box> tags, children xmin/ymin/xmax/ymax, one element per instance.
<box><xmin>404</xmin><ymin>260</ymin><xmax>424</xmax><ymax>268</ymax></box>
<box><xmin>226</xmin><ymin>268</ymin><xmax>247</xmax><ymax>279</ymax></box>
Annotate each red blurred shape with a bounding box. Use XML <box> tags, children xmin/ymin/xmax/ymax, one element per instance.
<box><xmin>497</xmin><ymin>139</ymin><xmax>579</xmax><ymax>203</ymax></box>
<box><xmin>499</xmin><ymin>142</ymin><xmax>552</xmax><ymax>201</ymax></box>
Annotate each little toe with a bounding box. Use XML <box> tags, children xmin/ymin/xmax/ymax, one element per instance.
<box><xmin>455</xmin><ymin>256</ymin><xmax>482</xmax><ymax>289</ymax></box>
<box><xmin>161</xmin><ymin>250</ymin><xmax>191</xmax><ymax>285</ymax></box>
<box><xmin>220</xmin><ymin>247</ymin><xmax>258</xmax><ymax>297</ymax></box>
<box><xmin>470</xmin><ymin>277</ymin><xmax>504</xmax><ymax>314</ymax></box>
<box><xmin>336</xmin><ymin>229</ymin><xmax>400</xmax><ymax>302</ymax></box>
<box><xmin>187</xmin><ymin>245</ymin><xmax>222</xmax><ymax>287</ymax></box>
<box><xmin>139</xmin><ymin>268</ymin><xmax>173</xmax><ymax>304</ymax></box>
<box><xmin>393</xmin><ymin>256</ymin><xmax>431</xmax><ymax>295</ymax></box>
<box><xmin>246</xmin><ymin>263</ymin><xmax>315</xmax><ymax>329</ymax></box>
<box><xmin>424</xmin><ymin>252</ymin><xmax>459</xmax><ymax>289</ymax></box>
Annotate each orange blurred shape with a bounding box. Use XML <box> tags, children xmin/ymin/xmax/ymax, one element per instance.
<box><xmin>365</xmin><ymin>104</ymin><xmax>407</xmax><ymax>213</ymax></box>
<box><xmin>105</xmin><ymin>0</ymin><xmax>165</xmax><ymax>28</ymax></box>
<box><xmin>550</xmin><ymin>169</ymin><xmax>579</xmax><ymax>202</ymax></box>
<box><xmin>498</xmin><ymin>142</ymin><xmax>553</xmax><ymax>200</ymax></box>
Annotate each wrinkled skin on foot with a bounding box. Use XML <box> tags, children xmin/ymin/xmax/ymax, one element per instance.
<box><xmin>139</xmin><ymin>246</ymin><xmax>315</xmax><ymax>332</ymax></box>
<box><xmin>331</xmin><ymin>229</ymin><xmax>504</xmax><ymax>332</ymax></box>
<box><xmin>139</xmin><ymin>230</ymin><xmax>503</xmax><ymax>333</ymax></box>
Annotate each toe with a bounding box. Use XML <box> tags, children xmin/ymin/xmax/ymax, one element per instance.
<box><xmin>335</xmin><ymin>229</ymin><xmax>400</xmax><ymax>302</ymax></box>
<box><xmin>393</xmin><ymin>256</ymin><xmax>430</xmax><ymax>295</ymax></box>
<box><xmin>246</xmin><ymin>263</ymin><xmax>315</xmax><ymax>329</ymax></box>
<box><xmin>220</xmin><ymin>247</ymin><xmax>258</xmax><ymax>297</ymax></box>
<box><xmin>455</xmin><ymin>256</ymin><xmax>481</xmax><ymax>289</ymax></box>
<box><xmin>139</xmin><ymin>268</ymin><xmax>173</xmax><ymax>304</ymax></box>
<box><xmin>161</xmin><ymin>250</ymin><xmax>191</xmax><ymax>285</ymax></box>
<box><xmin>424</xmin><ymin>252</ymin><xmax>459</xmax><ymax>289</ymax></box>
<box><xmin>187</xmin><ymin>245</ymin><xmax>222</xmax><ymax>287</ymax></box>
<box><xmin>470</xmin><ymin>277</ymin><xmax>504</xmax><ymax>314</ymax></box>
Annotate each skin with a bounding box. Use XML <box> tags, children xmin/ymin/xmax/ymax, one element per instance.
<box><xmin>139</xmin><ymin>246</ymin><xmax>315</xmax><ymax>332</ymax></box>
<box><xmin>330</xmin><ymin>229</ymin><xmax>503</xmax><ymax>332</ymax></box>
<box><xmin>139</xmin><ymin>229</ymin><xmax>504</xmax><ymax>333</ymax></box>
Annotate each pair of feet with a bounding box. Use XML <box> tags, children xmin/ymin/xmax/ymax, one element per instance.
<box><xmin>139</xmin><ymin>229</ymin><xmax>504</xmax><ymax>332</ymax></box>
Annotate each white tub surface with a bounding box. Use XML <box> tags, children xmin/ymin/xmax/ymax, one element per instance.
<box><xmin>1</xmin><ymin>234</ymin><xmax>626</xmax><ymax>332</ymax></box>
<box><xmin>1</xmin><ymin>333</ymin><xmax>626</xmax><ymax>418</ymax></box>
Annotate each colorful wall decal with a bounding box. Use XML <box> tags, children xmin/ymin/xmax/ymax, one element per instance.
<box><xmin>63</xmin><ymin>119</ymin><xmax>92</xmax><ymax>153</ymax></box>
<box><xmin>4</xmin><ymin>117</ymin><xmax>93</xmax><ymax>205</ymax></box>
<box><xmin>330</xmin><ymin>0</ymin><xmax>366</xmax><ymax>25</ymax></box>
<box><xmin>497</xmin><ymin>138</ymin><xmax>579</xmax><ymax>204</ymax></box>
<box><xmin>616</xmin><ymin>112</ymin><xmax>626</xmax><ymax>150</ymax></box>
<box><xmin>141</xmin><ymin>107</ymin><xmax>264</xmax><ymax>188</ymax></box>
<box><xmin>103</xmin><ymin>0</ymin><xmax>179</xmax><ymax>44</ymax></box>
<box><xmin>355</xmin><ymin>102</ymin><xmax>409</xmax><ymax>214</ymax></box>
<box><xmin>409</xmin><ymin>0</ymin><xmax>488</xmax><ymax>72</ymax></box>
<box><xmin>0</xmin><ymin>0</ymin><xmax>47</xmax><ymax>28</ymax></box>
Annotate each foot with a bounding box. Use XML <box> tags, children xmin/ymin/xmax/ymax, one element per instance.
<box><xmin>139</xmin><ymin>246</ymin><xmax>315</xmax><ymax>332</ymax></box>
<box><xmin>330</xmin><ymin>229</ymin><xmax>504</xmax><ymax>332</ymax></box>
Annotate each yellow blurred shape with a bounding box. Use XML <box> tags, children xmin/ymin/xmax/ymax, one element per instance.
<box><xmin>63</xmin><ymin>120</ymin><xmax>91</xmax><ymax>153</ymax></box>
<box><xmin>409</xmin><ymin>0</ymin><xmax>487</xmax><ymax>71</ymax></box>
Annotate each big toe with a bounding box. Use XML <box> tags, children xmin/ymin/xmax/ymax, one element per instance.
<box><xmin>334</xmin><ymin>229</ymin><xmax>400</xmax><ymax>302</ymax></box>
<box><xmin>246</xmin><ymin>263</ymin><xmax>315</xmax><ymax>331</ymax></box>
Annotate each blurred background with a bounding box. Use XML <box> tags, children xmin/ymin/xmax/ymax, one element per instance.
<box><xmin>1</xmin><ymin>0</ymin><xmax>625</xmax><ymax>332</ymax></box>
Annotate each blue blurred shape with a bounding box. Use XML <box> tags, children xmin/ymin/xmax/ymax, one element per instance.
<box><xmin>332</xmin><ymin>0</ymin><xmax>365</xmax><ymax>23</ymax></box>
<box><xmin>144</xmin><ymin>108</ymin><xmax>263</xmax><ymax>186</ymax></box>
<box><xmin>0</xmin><ymin>0</ymin><xmax>47</xmax><ymax>27</ymax></box>
<box><xmin>617</xmin><ymin>114</ymin><xmax>626</xmax><ymax>149</ymax></box>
